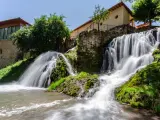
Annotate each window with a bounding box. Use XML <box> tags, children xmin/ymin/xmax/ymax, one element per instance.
<box><xmin>115</xmin><ymin>15</ymin><xmax>118</xmax><ymax>19</ymax></box>
<box><xmin>11</xmin><ymin>26</ymin><xmax>16</xmax><ymax>33</ymax></box>
<box><xmin>0</xmin><ymin>25</ymin><xmax>21</xmax><ymax>40</ymax></box>
<box><xmin>15</xmin><ymin>26</ymin><xmax>20</xmax><ymax>31</ymax></box>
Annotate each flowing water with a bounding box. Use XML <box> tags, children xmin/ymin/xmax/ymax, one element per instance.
<box><xmin>19</xmin><ymin>51</ymin><xmax>74</xmax><ymax>87</ymax></box>
<box><xmin>0</xmin><ymin>29</ymin><xmax>160</xmax><ymax>120</ymax></box>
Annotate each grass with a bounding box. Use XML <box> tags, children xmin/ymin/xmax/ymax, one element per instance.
<box><xmin>0</xmin><ymin>58</ymin><xmax>34</xmax><ymax>84</ymax></box>
<box><xmin>48</xmin><ymin>78</ymin><xmax>65</xmax><ymax>91</ymax></box>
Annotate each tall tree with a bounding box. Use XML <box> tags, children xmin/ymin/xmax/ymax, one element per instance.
<box><xmin>91</xmin><ymin>5</ymin><xmax>109</xmax><ymax>31</ymax></box>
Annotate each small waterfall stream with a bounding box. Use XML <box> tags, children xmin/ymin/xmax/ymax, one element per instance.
<box><xmin>19</xmin><ymin>51</ymin><xmax>74</xmax><ymax>87</ymax></box>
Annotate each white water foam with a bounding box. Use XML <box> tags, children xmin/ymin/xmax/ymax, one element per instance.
<box><xmin>0</xmin><ymin>84</ymin><xmax>45</xmax><ymax>93</ymax></box>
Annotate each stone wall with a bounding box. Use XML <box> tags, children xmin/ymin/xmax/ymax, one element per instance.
<box><xmin>77</xmin><ymin>24</ymin><xmax>135</xmax><ymax>73</ymax></box>
<box><xmin>0</xmin><ymin>40</ymin><xmax>18</xmax><ymax>68</ymax></box>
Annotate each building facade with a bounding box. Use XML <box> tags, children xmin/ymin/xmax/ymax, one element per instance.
<box><xmin>0</xmin><ymin>18</ymin><xmax>30</xmax><ymax>68</ymax></box>
<box><xmin>71</xmin><ymin>2</ymin><xmax>134</xmax><ymax>38</ymax></box>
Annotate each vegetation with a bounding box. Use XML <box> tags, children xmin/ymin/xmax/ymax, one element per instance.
<box><xmin>64</xmin><ymin>47</ymin><xmax>77</xmax><ymax>70</ymax></box>
<box><xmin>116</xmin><ymin>49</ymin><xmax>160</xmax><ymax>113</ymax></box>
<box><xmin>132</xmin><ymin>0</ymin><xmax>160</xmax><ymax>26</ymax></box>
<box><xmin>123</xmin><ymin>0</ymin><xmax>160</xmax><ymax>26</ymax></box>
<box><xmin>50</xmin><ymin>56</ymin><xmax>69</xmax><ymax>83</ymax></box>
<box><xmin>91</xmin><ymin>5</ymin><xmax>109</xmax><ymax>31</ymax></box>
<box><xmin>11</xmin><ymin>14</ymin><xmax>70</xmax><ymax>56</ymax></box>
<box><xmin>153</xmin><ymin>49</ymin><xmax>160</xmax><ymax>62</ymax></box>
<box><xmin>48</xmin><ymin>72</ymin><xmax>99</xmax><ymax>97</ymax></box>
<box><xmin>0</xmin><ymin>58</ymin><xmax>33</xmax><ymax>84</ymax></box>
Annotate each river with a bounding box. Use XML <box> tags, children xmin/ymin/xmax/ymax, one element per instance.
<box><xmin>0</xmin><ymin>86</ymin><xmax>159</xmax><ymax>120</ymax></box>
<box><xmin>0</xmin><ymin>85</ymin><xmax>72</xmax><ymax>120</ymax></box>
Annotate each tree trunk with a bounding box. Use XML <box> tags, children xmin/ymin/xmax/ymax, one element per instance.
<box><xmin>149</xmin><ymin>19</ymin><xmax>152</xmax><ymax>28</ymax></box>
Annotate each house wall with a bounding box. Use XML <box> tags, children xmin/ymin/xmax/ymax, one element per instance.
<box><xmin>122</xmin><ymin>6</ymin><xmax>130</xmax><ymax>24</ymax></box>
<box><xmin>71</xmin><ymin>22</ymin><xmax>92</xmax><ymax>38</ymax></box>
<box><xmin>102</xmin><ymin>6</ymin><xmax>124</xmax><ymax>27</ymax></box>
<box><xmin>0</xmin><ymin>40</ymin><xmax>18</xmax><ymax>68</ymax></box>
<box><xmin>71</xmin><ymin>6</ymin><xmax>132</xmax><ymax>38</ymax></box>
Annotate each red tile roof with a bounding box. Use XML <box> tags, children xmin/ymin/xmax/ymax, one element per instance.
<box><xmin>72</xmin><ymin>2</ymin><xmax>132</xmax><ymax>32</ymax></box>
<box><xmin>136</xmin><ymin>23</ymin><xmax>150</xmax><ymax>29</ymax></box>
<box><xmin>0</xmin><ymin>17</ymin><xmax>31</xmax><ymax>26</ymax></box>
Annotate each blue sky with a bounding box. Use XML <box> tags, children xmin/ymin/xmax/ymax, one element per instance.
<box><xmin>1</xmin><ymin>0</ymin><xmax>131</xmax><ymax>30</ymax></box>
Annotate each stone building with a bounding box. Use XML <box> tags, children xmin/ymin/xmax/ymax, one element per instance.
<box><xmin>0</xmin><ymin>18</ymin><xmax>30</xmax><ymax>68</ymax></box>
<box><xmin>71</xmin><ymin>2</ymin><xmax>135</xmax><ymax>38</ymax></box>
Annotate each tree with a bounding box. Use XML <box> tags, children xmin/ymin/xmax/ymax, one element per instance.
<box><xmin>123</xmin><ymin>0</ymin><xmax>160</xmax><ymax>26</ymax></box>
<box><xmin>91</xmin><ymin>5</ymin><xmax>109</xmax><ymax>31</ymax></box>
<box><xmin>132</xmin><ymin>0</ymin><xmax>160</xmax><ymax>26</ymax></box>
<box><xmin>11</xmin><ymin>26</ymin><xmax>32</xmax><ymax>54</ymax></box>
<box><xmin>11</xmin><ymin>14</ymin><xmax>70</xmax><ymax>57</ymax></box>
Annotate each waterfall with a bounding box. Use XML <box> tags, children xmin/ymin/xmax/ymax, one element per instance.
<box><xmin>19</xmin><ymin>51</ymin><xmax>74</xmax><ymax>87</ymax></box>
<box><xmin>101</xmin><ymin>29</ymin><xmax>156</xmax><ymax>73</ymax></box>
<box><xmin>46</xmin><ymin>29</ymin><xmax>160</xmax><ymax>120</ymax></box>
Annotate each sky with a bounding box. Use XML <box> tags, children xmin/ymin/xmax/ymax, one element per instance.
<box><xmin>1</xmin><ymin>0</ymin><xmax>131</xmax><ymax>30</ymax></box>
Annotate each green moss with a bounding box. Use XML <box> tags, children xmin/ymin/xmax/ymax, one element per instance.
<box><xmin>64</xmin><ymin>47</ymin><xmax>77</xmax><ymax>70</ymax></box>
<box><xmin>77</xmin><ymin>50</ymin><xmax>103</xmax><ymax>73</ymax></box>
<box><xmin>116</xmin><ymin>61</ymin><xmax>160</xmax><ymax>113</ymax></box>
<box><xmin>48</xmin><ymin>72</ymin><xmax>99</xmax><ymax>97</ymax></box>
<box><xmin>153</xmin><ymin>49</ymin><xmax>160</xmax><ymax>62</ymax></box>
<box><xmin>50</xmin><ymin>56</ymin><xmax>69</xmax><ymax>83</ymax></box>
<box><xmin>47</xmin><ymin>78</ymin><xmax>65</xmax><ymax>91</ymax></box>
<box><xmin>0</xmin><ymin>58</ymin><xmax>34</xmax><ymax>83</ymax></box>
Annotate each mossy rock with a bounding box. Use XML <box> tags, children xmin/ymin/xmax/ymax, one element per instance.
<box><xmin>50</xmin><ymin>56</ymin><xmax>69</xmax><ymax>83</ymax></box>
<box><xmin>0</xmin><ymin>58</ymin><xmax>34</xmax><ymax>84</ymax></box>
<box><xmin>48</xmin><ymin>72</ymin><xmax>99</xmax><ymax>97</ymax></box>
<box><xmin>64</xmin><ymin>47</ymin><xmax>77</xmax><ymax>71</ymax></box>
<box><xmin>153</xmin><ymin>49</ymin><xmax>160</xmax><ymax>62</ymax></box>
<box><xmin>116</xmin><ymin>61</ymin><xmax>160</xmax><ymax>113</ymax></box>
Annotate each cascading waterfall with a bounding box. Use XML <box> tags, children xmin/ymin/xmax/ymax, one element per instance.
<box><xmin>46</xmin><ymin>29</ymin><xmax>160</xmax><ymax>120</ymax></box>
<box><xmin>19</xmin><ymin>51</ymin><xmax>74</xmax><ymax>87</ymax></box>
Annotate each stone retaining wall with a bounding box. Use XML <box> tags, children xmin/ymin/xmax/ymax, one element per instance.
<box><xmin>77</xmin><ymin>24</ymin><xmax>135</xmax><ymax>73</ymax></box>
